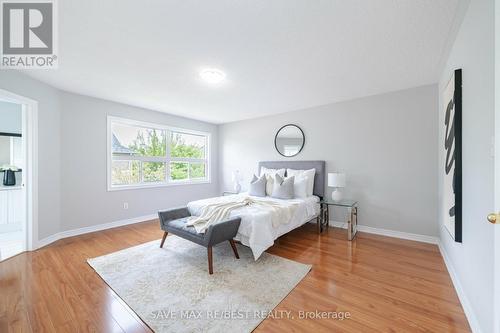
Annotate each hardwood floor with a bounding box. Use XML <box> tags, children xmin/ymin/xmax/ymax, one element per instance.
<box><xmin>0</xmin><ymin>221</ymin><xmax>470</xmax><ymax>332</ymax></box>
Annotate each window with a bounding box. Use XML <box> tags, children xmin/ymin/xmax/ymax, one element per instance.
<box><xmin>108</xmin><ymin>117</ymin><xmax>210</xmax><ymax>190</ymax></box>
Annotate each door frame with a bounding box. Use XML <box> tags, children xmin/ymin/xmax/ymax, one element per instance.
<box><xmin>0</xmin><ymin>88</ymin><xmax>38</xmax><ymax>251</ymax></box>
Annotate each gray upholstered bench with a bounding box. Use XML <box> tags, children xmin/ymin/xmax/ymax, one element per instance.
<box><xmin>158</xmin><ymin>207</ymin><xmax>241</xmax><ymax>274</ymax></box>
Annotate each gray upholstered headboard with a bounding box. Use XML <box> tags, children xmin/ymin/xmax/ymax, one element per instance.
<box><xmin>258</xmin><ymin>161</ymin><xmax>326</xmax><ymax>198</ymax></box>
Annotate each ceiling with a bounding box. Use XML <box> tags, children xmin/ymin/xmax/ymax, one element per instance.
<box><xmin>25</xmin><ymin>0</ymin><xmax>462</xmax><ymax>124</ymax></box>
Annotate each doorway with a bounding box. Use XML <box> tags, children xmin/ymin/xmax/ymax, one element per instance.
<box><xmin>0</xmin><ymin>89</ymin><xmax>38</xmax><ymax>261</ymax></box>
<box><xmin>0</xmin><ymin>100</ymin><xmax>24</xmax><ymax>260</ymax></box>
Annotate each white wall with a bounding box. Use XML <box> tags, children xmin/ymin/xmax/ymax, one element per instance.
<box><xmin>0</xmin><ymin>137</ymin><xmax>10</xmax><ymax>165</ymax></box>
<box><xmin>437</xmin><ymin>0</ymin><xmax>495</xmax><ymax>332</ymax></box>
<box><xmin>219</xmin><ymin>85</ymin><xmax>439</xmax><ymax>237</ymax></box>
<box><xmin>0</xmin><ymin>101</ymin><xmax>22</xmax><ymax>134</ymax></box>
<box><xmin>0</xmin><ymin>71</ymin><xmax>220</xmax><ymax>242</ymax></box>
<box><xmin>0</xmin><ymin>72</ymin><xmax>62</xmax><ymax>240</ymax></box>
<box><xmin>59</xmin><ymin>91</ymin><xmax>219</xmax><ymax>231</ymax></box>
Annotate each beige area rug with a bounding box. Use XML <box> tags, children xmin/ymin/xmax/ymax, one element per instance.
<box><xmin>87</xmin><ymin>236</ymin><xmax>311</xmax><ymax>332</ymax></box>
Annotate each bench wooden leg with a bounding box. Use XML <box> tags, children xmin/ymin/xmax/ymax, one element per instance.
<box><xmin>160</xmin><ymin>231</ymin><xmax>168</xmax><ymax>248</ymax></box>
<box><xmin>207</xmin><ymin>246</ymin><xmax>213</xmax><ymax>275</ymax></box>
<box><xmin>229</xmin><ymin>239</ymin><xmax>239</xmax><ymax>259</ymax></box>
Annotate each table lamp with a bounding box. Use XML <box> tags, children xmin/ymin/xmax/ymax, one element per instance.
<box><xmin>231</xmin><ymin>170</ymin><xmax>242</xmax><ymax>193</ymax></box>
<box><xmin>328</xmin><ymin>173</ymin><xmax>346</xmax><ymax>201</ymax></box>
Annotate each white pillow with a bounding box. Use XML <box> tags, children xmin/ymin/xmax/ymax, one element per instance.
<box><xmin>249</xmin><ymin>174</ymin><xmax>267</xmax><ymax>197</ymax></box>
<box><xmin>287</xmin><ymin>168</ymin><xmax>315</xmax><ymax>196</ymax></box>
<box><xmin>292</xmin><ymin>176</ymin><xmax>308</xmax><ymax>198</ymax></box>
<box><xmin>264</xmin><ymin>174</ymin><xmax>274</xmax><ymax>196</ymax></box>
<box><xmin>260</xmin><ymin>167</ymin><xmax>285</xmax><ymax>178</ymax></box>
<box><xmin>271</xmin><ymin>175</ymin><xmax>295</xmax><ymax>199</ymax></box>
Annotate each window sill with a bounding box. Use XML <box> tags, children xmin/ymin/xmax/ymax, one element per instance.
<box><xmin>107</xmin><ymin>180</ymin><xmax>211</xmax><ymax>192</ymax></box>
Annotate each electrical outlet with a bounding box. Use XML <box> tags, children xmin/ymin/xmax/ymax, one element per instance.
<box><xmin>123</xmin><ymin>202</ymin><xmax>129</xmax><ymax>210</ymax></box>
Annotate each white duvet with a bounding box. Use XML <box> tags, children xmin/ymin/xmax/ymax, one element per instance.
<box><xmin>187</xmin><ymin>193</ymin><xmax>320</xmax><ymax>259</ymax></box>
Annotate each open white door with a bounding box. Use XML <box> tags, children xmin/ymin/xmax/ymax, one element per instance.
<box><xmin>494</xmin><ymin>2</ymin><xmax>500</xmax><ymax>331</ymax></box>
<box><xmin>494</xmin><ymin>101</ymin><xmax>500</xmax><ymax>333</ymax></box>
<box><xmin>494</xmin><ymin>102</ymin><xmax>500</xmax><ymax>333</ymax></box>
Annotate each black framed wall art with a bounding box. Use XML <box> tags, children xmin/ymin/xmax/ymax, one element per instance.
<box><xmin>443</xmin><ymin>68</ymin><xmax>462</xmax><ymax>243</ymax></box>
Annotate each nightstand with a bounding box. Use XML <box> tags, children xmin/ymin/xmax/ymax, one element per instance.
<box><xmin>319</xmin><ymin>199</ymin><xmax>358</xmax><ymax>240</ymax></box>
<box><xmin>222</xmin><ymin>191</ymin><xmax>239</xmax><ymax>196</ymax></box>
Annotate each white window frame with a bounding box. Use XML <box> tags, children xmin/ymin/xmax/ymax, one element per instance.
<box><xmin>107</xmin><ymin>116</ymin><xmax>211</xmax><ymax>191</ymax></box>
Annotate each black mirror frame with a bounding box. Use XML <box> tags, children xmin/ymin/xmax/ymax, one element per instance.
<box><xmin>274</xmin><ymin>124</ymin><xmax>305</xmax><ymax>158</ymax></box>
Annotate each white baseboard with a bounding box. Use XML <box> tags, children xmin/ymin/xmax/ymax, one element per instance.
<box><xmin>329</xmin><ymin>220</ymin><xmax>439</xmax><ymax>244</ymax></box>
<box><xmin>438</xmin><ymin>242</ymin><xmax>482</xmax><ymax>333</ymax></box>
<box><xmin>37</xmin><ymin>233</ymin><xmax>61</xmax><ymax>249</ymax></box>
<box><xmin>36</xmin><ymin>213</ymin><xmax>157</xmax><ymax>249</ymax></box>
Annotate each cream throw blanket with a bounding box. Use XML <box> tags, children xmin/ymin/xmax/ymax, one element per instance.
<box><xmin>186</xmin><ymin>197</ymin><xmax>299</xmax><ymax>233</ymax></box>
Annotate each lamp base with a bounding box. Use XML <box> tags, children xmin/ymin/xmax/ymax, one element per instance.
<box><xmin>233</xmin><ymin>182</ymin><xmax>241</xmax><ymax>193</ymax></box>
<box><xmin>331</xmin><ymin>188</ymin><xmax>343</xmax><ymax>202</ymax></box>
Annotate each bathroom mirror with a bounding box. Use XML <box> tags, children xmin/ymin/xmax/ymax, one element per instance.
<box><xmin>274</xmin><ymin>124</ymin><xmax>305</xmax><ymax>157</ymax></box>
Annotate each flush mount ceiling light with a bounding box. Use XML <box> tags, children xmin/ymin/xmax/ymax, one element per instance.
<box><xmin>200</xmin><ymin>68</ymin><xmax>226</xmax><ymax>84</ymax></box>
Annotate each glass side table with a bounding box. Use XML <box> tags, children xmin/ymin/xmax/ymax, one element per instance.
<box><xmin>320</xmin><ymin>199</ymin><xmax>358</xmax><ymax>240</ymax></box>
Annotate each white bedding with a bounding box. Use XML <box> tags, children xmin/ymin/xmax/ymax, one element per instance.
<box><xmin>187</xmin><ymin>193</ymin><xmax>320</xmax><ymax>260</ymax></box>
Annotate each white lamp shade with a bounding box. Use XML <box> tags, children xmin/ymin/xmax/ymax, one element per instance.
<box><xmin>328</xmin><ymin>173</ymin><xmax>346</xmax><ymax>188</ymax></box>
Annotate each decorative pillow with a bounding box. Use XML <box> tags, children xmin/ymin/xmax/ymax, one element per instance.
<box><xmin>271</xmin><ymin>175</ymin><xmax>295</xmax><ymax>199</ymax></box>
<box><xmin>287</xmin><ymin>168</ymin><xmax>315</xmax><ymax>196</ymax></box>
<box><xmin>292</xmin><ymin>176</ymin><xmax>308</xmax><ymax>198</ymax></box>
<box><xmin>248</xmin><ymin>174</ymin><xmax>266</xmax><ymax>197</ymax></box>
<box><xmin>265</xmin><ymin>174</ymin><xmax>274</xmax><ymax>196</ymax></box>
<box><xmin>260</xmin><ymin>168</ymin><xmax>285</xmax><ymax>196</ymax></box>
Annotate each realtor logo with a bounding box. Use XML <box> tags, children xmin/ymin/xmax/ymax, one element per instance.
<box><xmin>1</xmin><ymin>0</ymin><xmax>58</xmax><ymax>68</ymax></box>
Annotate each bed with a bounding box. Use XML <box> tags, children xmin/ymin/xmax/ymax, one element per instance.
<box><xmin>188</xmin><ymin>161</ymin><xmax>325</xmax><ymax>259</ymax></box>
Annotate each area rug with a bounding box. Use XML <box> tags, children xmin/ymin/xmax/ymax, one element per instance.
<box><xmin>87</xmin><ymin>236</ymin><xmax>311</xmax><ymax>332</ymax></box>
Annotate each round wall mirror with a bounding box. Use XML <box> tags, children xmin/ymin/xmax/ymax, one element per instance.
<box><xmin>274</xmin><ymin>124</ymin><xmax>305</xmax><ymax>157</ymax></box>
